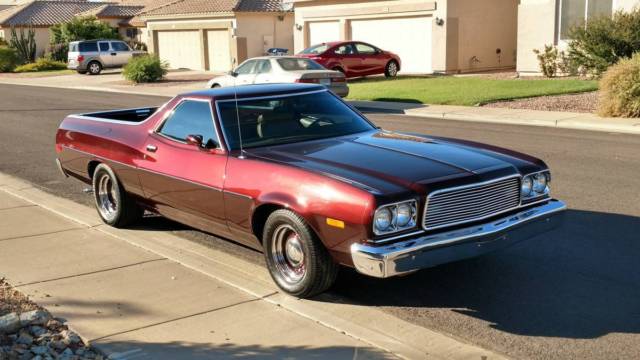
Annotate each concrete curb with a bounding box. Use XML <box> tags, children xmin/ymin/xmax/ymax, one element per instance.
<box><xmin>0</xmin><ymin>172</ymin><xmax>508</xmax><ymax>360</ymax></box>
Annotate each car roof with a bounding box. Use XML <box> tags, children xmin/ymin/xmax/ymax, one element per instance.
<box><xmin>183</xmin><ymin>83</ymin><xmax>327</xmax><ymax>101</ymax></box>
<box><xmin>71</xmin><ymin>39</ymin><xmax>123</xmax><ymax>44</ymax></box>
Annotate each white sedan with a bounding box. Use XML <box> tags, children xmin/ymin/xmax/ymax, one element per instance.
<box><xmin>207</xmin><ymin>56</ymin><xmax>349</xmax><ymax>97</ymax></box>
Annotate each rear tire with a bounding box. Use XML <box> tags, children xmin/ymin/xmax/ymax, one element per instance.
<box><xmin>88</xmin><ymin>61</ymin><xmax>102</xmax><ymax>75</ymax></box>
<box><xmin>384</xmin><ymin>60</ymin><xmax>399</xmax><ymax>78</ymax></box>
<box><xmin>92</xmin><ymin>164</ymin><xmax>143</xmax><ymax>228</ymax></box>
<box><xmin>263</xmin><ymin>210</ymin><xmax>339</xmax><ymax>298</ymax></box>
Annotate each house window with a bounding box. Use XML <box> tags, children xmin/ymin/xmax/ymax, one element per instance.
<box><xmin>126</xmin><ymin>28</ymin><xmax>139</xmax><ymax>39</ymax></box>
<box><xmin>559</xmin><ymin>0</ymin><xmax>613</xmax><ymax>40</ymax></box>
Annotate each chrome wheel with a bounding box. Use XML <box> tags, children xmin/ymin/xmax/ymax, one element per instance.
<box><xmin>270</xmin><ymin>224</ymin><xmax>306</xmax><ymax>285</ymax></box>
<box><xmin>89</xmin><ymin>62</ymin><xmax>101</xmax><ymax>75</ymax></box>
<box><xmin>96</xmin><ymin>173</ymin><xmax>118</xmax><ymax>221</ymax></box>
<box><xmin>387</xmin><ymin>62</ymin><xmax>398</xmax><ymax>77</ymax></box>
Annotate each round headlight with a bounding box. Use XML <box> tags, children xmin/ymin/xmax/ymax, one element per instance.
<box><xmin>374</xmin><ymin>208</ymin><xmax>392</xmax><ymax>232</ymax></box>
<box><xmin>521</xmin><ymin>176</ymin><xmax>533</xmax><ymax>197</ymax></box>
<box><xmin>396</xmin><ymin>203</ymin><xmax>413</xmax><ymax>227</ymax></box>
<box><xmin>533</xmin><ymin>173</ymin><xmax>548</xmax><ymax>193</ymax></box>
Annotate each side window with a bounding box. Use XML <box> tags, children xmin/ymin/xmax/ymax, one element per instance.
<box><xmin>159</xmin><ymin>100</ymin><xmax>219</xmax><ymax>148</ymax></box>
<box><xmin>355</xmin><ymin>43</ymin><xmax>377</xmax><ymax>55</ymax></box>
<box><xmin>334</xmin><ymin>44</ymin><xmax>356</xmax><ymax>55</ymax></box>
<box><xmin>79</xmin><ymin>42</ymin><xmax>98</xmax><ymax>52</ymax></box>
<box><xmin>98</xmin><ymin>42</ymin><xmax>110</xmax><ymax>52</ymax></box>
<box><xmin>257</xmin><ymin>60</ymin><xmax>272</xmax><ymax>73</ymax></box>
<box><xmin>236</xmin><ymin>60</ymin><xmax>257</xmax><ymax>75</ymax></box>
<box><xmin>111</xmin><ymin>42</ymin><xmax>130</xmax><ymax>52</ymax></box>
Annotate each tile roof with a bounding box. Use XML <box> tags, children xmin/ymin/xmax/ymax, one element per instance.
<box><xmin>76</xmin><ymin>4</ymin><xmax>144</xmax><ymax>18</ymax></box>
<box><xmin>141</xmin><ymin>0</ymin><xmax>291</xmax><ymax>17</ymax></box>
<box><xmin>0</xmin><ymin>1</ymin><xmax>106</xmax><ymax>26</ymax></box>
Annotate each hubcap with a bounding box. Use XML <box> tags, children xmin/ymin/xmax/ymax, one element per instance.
<box><xmin>388</xmin><ymin>63</ymin><xmax>398</xmax><ymax>76</ymax></box>
<box><xmin>90</xmin><ymin>63</ymin><xmax>100</xmax><ymax>73</ymax></box>
<box><xmin>96</xmin><ymin>174</ymin><xmax>117</xmax><ymax>221</ymax></box>
<box><xmin>270</xmin><ymin>224</ymin><xmax>305</xmax><ymax>285</ymax></box>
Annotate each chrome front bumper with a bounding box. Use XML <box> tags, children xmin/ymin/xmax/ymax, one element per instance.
<box><xmin>351</xmin><ymin>199</ymin><xmax>566</xmax><ymax>278</ymax></box>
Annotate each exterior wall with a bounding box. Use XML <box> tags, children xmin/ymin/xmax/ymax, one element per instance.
<box><xmin>235</xmin><ymin>12</ymin><xmax>294</xmax><ymax>58</ymax></box>
<box><xmin>292</xmin><ymin>0</ymin><xmax>444</xmax><ymax>73</ymax></box>
<box><xmin>517</xmin><ymin>0</ymin><xmax>640</xmax><ymax>74</ymax></box>
<box><xmin>447</xmin><ymin>0</ymin><xmax>518</xmax><ymax>73</ymax></box>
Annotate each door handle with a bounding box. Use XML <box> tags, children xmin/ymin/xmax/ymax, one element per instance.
<box><xmin>146</xmin><ymin>145</ymin><xmax>157</xmax><ymax>152</ymax></box>
<box><xmin>111</xmin><ymin>53</ymin><xmax>117</xmax><ymax>56</ymax></box>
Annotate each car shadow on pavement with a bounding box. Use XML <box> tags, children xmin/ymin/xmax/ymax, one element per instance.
<box><xmin>96</xmin><ymin>340</ymin><xmax>396</xmax><ymax>359</ymax></box>
<box><xmin>326</xmin><ymin>209</ymin><xmax>640</xmax><ymax>340</ymax></box>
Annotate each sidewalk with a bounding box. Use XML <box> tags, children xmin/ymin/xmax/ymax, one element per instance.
<box><xmin>0</xmin><ymin>173</ymin><xmax>505</xmax><ymax>360</ymax></box>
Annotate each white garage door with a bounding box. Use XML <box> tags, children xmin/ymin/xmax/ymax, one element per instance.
<box><xmin>350</xmin><ymin>16</ymin><xmax>432</xmax><ymax>73</ymax></box>
<box><xmin>157</xmin><ymin>31</ymin><xmax>203</xmax><ymax>70</ymax></box>
<box><xmin>207</xmin><ymin>30</ymin><xmax>231</xmax><ymax>72</ymax></box>
<box><xmin>308</xmin><ymin>21</ymin><xmax>340</xmax><ymax>46</ymax></box>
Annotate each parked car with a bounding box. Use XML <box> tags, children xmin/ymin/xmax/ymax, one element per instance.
<box><xmin>55</xmin><ymin>84</ymin><xmax>566</xmax><ymax>298</ymax></box>
<box><xmin>67</xmin><ymin>40</ymin><xmax>146</xmax><ymax>75</ymax></box>
<box><xmin>207</xmin><ymin>56</ymin><xmax>348</xmax><ymax>97</ymax></box>
<box><xmin>297</xmin><ymin>41</ymin><xmax>401</xmax><ymax>78</ymax></box>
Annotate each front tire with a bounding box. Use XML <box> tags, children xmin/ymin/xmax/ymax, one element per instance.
<box><xmin>263</xmin><ymin>210</ymin><xmax>339</xmax><ymax>298</ymax></box>
<box><xmin>88</xmin><ymin>61</ymin><xmax>102</xmax><ymax>75</ymax></box>
<box><xmin>92</xmin><ymin>164</ymin><xmax>143</xmax><ymax>227</ymax></box>
<box><xmin>385</xmin><ymin>60</ymin><xmax>399</xmax><ymax>77</ymax></box>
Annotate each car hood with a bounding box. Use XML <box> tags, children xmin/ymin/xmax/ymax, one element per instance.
<box><xmin>248</xmin><ymin>130</ymin><xmax>544</xmax><ymax>195</ymax></box>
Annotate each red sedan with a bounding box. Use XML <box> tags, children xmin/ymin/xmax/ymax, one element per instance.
<box><xmin>297</xmin><ymin>41</ymin><xmax>401</xmax><ymax>78</ymax></box>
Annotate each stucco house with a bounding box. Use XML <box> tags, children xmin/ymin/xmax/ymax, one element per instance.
<box><xmin>517</xmin><ymin>0</ymin><xmax>640</xmax><ymax>75</ymax></box>
<box><xmin>287</xmin><ymin>0</ymin><xmax>519</xmax><ymax>74</ymax></box>
<box><xmin>137</xmin><ymin>0</ymin><xmax>294</xmax><ymax>72</ymax></box>
<box><xmin>0</xmin><ymin>0</ymin><xmax>150</xmax><ymax>58</ymax></box>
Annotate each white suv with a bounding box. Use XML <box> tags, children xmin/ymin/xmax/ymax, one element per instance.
<box><xmin>67</xmin><ymin>40</ymin><xmax>146</xmax><ymax>75</ymax></box>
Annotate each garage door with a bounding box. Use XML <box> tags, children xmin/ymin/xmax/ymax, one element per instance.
<box><xmin>350</xmin><ymin>17</ymin><xmax>432</xmax><ymax>73</ymax></box>
<box><xmin>207</xmin><ymin>30</ymin><xmax>232</xmax><ymax>72</ymax></box>
<box><xmin>308</xmin><ymin>21</ymin><xmax>340</xmax><ymax>46</ymax></box>
<box><xmin>157</xmin><ymin>31</ymin><xmax>202</xmax><ymax>70</ymax></box>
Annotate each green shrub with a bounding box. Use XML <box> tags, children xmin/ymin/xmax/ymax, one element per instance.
<box><xmin>597</xmin><ymin>53</ymin><xmax>640</xmax><ymax>117</ymax></box>
<box><xmin>45</xmin><ymin>43</ymin><xmax>68</xmax><ymax>62</ymax></box>
<box><xmin>123</xmin><ymin>55</ymin><xmax>168</xmax><ymax>83</ymax></box>
<box><xmin>9</xmin><ymin>27</ymin><xmax>37</xmax><ymax>63</ymax></box>
<box><xmin>13</xmin><ymin>58</ymin><xmax>67</xmax><ymax>73</ymax></box>
<box><xmin>0</xmin><ymin>46</ymin><xmax>18</xmax><ymax>72</ymax></box>
<box><xmin>533</xmin><ymin>45</ymin><xmax>575</xmax><ymax>78</ymax></box>
<box><xmin>0</xmin><ymin>37</ymin><xmax>8</xmax><ymax>47</ymax></box>
<box><xmin>567</xmin><ymin>9</ymin><xmax>640</xmax><ymax>77</ymax></box>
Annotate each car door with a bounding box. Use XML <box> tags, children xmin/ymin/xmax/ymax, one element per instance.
<box><xmin>333</xmin><ymin>43</ymin><xmax>361</xmax><ymax>77</ymax></box>
<box><xmin>137</xmin><ymin>98</ymin><xmax>231</xmax><ymax>238</ymax></box>
<box><xmin>353</xmin><ymin>42</ymin><xmax>383</xmax><ymax>75</ymax></box>
<box><xmin>110</xmin><ymin>41</ymin><xmax>133</xmax><ymax>67</ymax></box>
<box><xmin>234</xmin><ymin>59</ymin><xmax>258</xmax><ymax>85</ymax></box>
<box><xmin>97</xmin><ymin>41</ymin><xmax>112</xmax><ymax>67</ymax></box>
<box><xmin>253</xmin><ymin>59</ymin><xmax>274</xmax><ymax>84</ymax></box>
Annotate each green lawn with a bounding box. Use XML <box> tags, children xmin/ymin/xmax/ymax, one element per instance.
<box><xmin>346</xmin><ymin>76</ymin><xmax>599</xmax><ymax>106</ymax></box>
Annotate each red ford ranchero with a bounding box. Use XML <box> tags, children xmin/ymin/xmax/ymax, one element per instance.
<box><xmin>55</xmin><ymin>84</ymin><xmax>566</xmax><ymax>298</ymax></box>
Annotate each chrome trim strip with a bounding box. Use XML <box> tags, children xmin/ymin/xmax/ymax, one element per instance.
<box><xmin>352</xmin><ymin>199</ymin><xmax>566</xmax><ymax>278</ymax></box>
<box><xmin>422</xmin><ymin>175</ymin><xmax>521</xmax><ymax>231</ymax></box>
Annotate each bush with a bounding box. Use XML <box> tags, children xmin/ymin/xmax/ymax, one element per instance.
<box><xmin>0</xmin><ymin>46</ymin><xmax>18</xmax><ymax>72</ymax></box>
<box><xmin>9</xmin><ymin>27</ymin><xmax>37</xmax><ymax>63</ymax></box>
<box><xmin>597</xmin><ymin>53</ymin><xmax>640</xmax><ymax>117</ymax></box>
<box><xmin>533</xmin><ymin>45</ymin><xmax>575</xmax><ymax>78</ymax></box>
<box><xmin>567</xmin><ymin>9</ymin><xmax>640</xmax><ymax>77</ymax></box>
<box><xmin>123</xmin><ymin>55</ymin><xmax>168</xmax><ymax>83</ymax></box>
<box><xmin>45</xmin><ymin>43</ymin><xmax>68</xmax><ymax>62</ymax></box>
<box><xmin>13</xmin><ymin>58</ymin><xmax>67</xmax><ymax>73</ymax></box>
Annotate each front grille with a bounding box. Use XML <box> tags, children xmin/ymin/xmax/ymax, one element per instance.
<box><xmin>423</xmin><ymin>176</ymin><xmax>521</xmax><ymax>231</ymax></box>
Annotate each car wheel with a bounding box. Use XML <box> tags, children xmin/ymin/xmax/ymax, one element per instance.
<box><xmin>385</xmin><ymin>61</ymin><xmax>399</xmax><ymax>77</ymax></box>
<box><xmin>77</xmin><ymin>70</ymin><xmax>88</xmax><ymax>75</ymax></box>
<box><xmin>92</xmin><ymin>164</ymin><xmax>143</xmax><ymax>227</ymax></box>
<box><xmin>88</xmin><ymin>61</ymin><xmax>102</xmax><ymax>75</ymax></box>
<box><xmin>211</xmin><ymin>83</ymin><xmax>221</xmax><ymax>88</ymax></box>
<box><xmin>263</xmin><ymin>209</ymin><xmax>339</xmax><ymax>298</ymax></box>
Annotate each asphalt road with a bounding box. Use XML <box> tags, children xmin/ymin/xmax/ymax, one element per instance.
<box><xmin>1</xmin><ymin>84</ymin><xmax>639</xmax><ymax>360</ymax></box>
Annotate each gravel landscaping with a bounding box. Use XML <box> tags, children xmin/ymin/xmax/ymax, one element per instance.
<box><xmin>483</xmin><ymin>91</ymin><xmax>598</xmax><ymax>113</ymax></box>
<box><xmin>0</xmin><ymin>279</ymin><xmax>101</xmax><ymax>360</ymax></box>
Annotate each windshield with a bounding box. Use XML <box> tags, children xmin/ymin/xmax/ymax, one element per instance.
<box><xmin>277</xmin><ymin>58</ymin><xmax>325</xmax><ymax>71</ymax></box>
<box><xmin>300</xmin><ymin>44</ymin><xmax>329</xmax><ymax>55</ymax></box>
<box><xmin>217</xmin><ymin>91</ymin><xmax>375</xmax><ymax>150</ymax></box>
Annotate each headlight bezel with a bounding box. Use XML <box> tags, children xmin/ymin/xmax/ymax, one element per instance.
<box><xmin>373</xmin><ymin>199</ymin><xmax>418</xmax><ymax>236</ymax></box>
<box><xmin>521</xmin><ymin>170</ymin><xmax>551</xmax><ymax>203</ymax></box>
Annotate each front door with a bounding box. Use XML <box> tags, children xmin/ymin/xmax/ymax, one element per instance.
<box><xmin>354</xmin><ymin>42</ymin><xmax>383</xmax><ymax>76</ymax></box>
<box><xmin>233</xmin><ymin>59</ymin><xmax>258</xmax><ymax>85</ymax></box>
<box><xmin>138</xmin><ymin>98</ymin><xmax>231</xmax><ymax>237</ymax></box>
<box><xmin>253</xmin><ymin>60</ymin><xmax>273</xmax><ymax>84</ymax></box>
<box><xmin>110</xmin><ymin>41</ymin><xmax>133</xmax><ymax>67</ymax></box>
